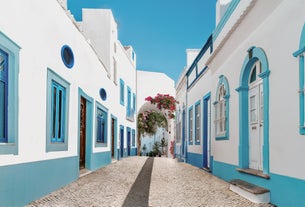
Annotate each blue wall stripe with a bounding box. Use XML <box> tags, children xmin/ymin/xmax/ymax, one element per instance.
<box><xmin>213</xmin><ymin>160</ymin><xmax>305</xmax><ymax>206</ymax></box>
<box><xmin>0</xmin><ymin>156</ymin><xmax>78</xmax><ymax>207</ymax></box>
<box><xmin>187</xmin><ymin>152</ymin><xmax>202</xmax><ymax>168</ymax></box>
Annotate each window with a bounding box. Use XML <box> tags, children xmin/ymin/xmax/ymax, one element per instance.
<box><xmin>133</xmin><ymin>93</ymin><xmax>136</xmax><ymax>114</ymax></box>
<box><xmin>126</xmin><ymin>86</ymin><xmax>134</xmax><ymax>121</ymax></box>
<box><xmin>132</xmin><ymin>129</ymin><xmax>135</xmax><ymax>147</ymax></box>
<box><xmin>61</xmin><ymin>45</ymin><xmax>74</xmax><ymax>69</ymax></box>
<box><xmin>214</xmin><ymin>75</ymin><xmax>230</xmax><ymax>140</ymax></box>
<box><xmin>46</xmin><ymin>69</ymin><xmax>70</xmax><ymax>152</ymax></box>
<box><xmin>96</xmin><ymin>102</ymin><xmax>108</xmax><ymax>147</ymax></box>
<box><xmin>0</xmin><ymin>49</ymin><xmax>8</xmax><ymax>143</ymax></box>
<box><xmin>99</xmin><ymin>88</ymin><xmax>107</xmax><ymax>101</ymax></box>
<box><xmin>293</xmin><ymin>23</ymin><xmax>305</xmax><ymax>134</ymax></box>
<box><xmin>0</xmin><ymin>32</ymin><xmax>20</xmax><ymax>155</ymax></box>
<box><xmin>51</xmin><ymin>81</ymin><xmax>66</xmax><ymax>143</ymax></box>
<box><xmin>195</xmin><ymin>101</ymin><xmax>201</xmax><ymax>144</ymax></box>
<box><xmin>120</xmin><ymin>79</ymin><xmax>125</xmax><ymax>106</ymax></box>
<box><xmin>188</xmin><ymin>106</ymin><xmax>193</xmax><ymax>144</ymax></box>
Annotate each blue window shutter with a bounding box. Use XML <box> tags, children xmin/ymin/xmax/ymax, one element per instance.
<box><xmin>0</xmin><ymin>50</ymin><xmax>8</xmax><ymax>143</ymax></box>
<box><xmin>51</xmin><ymin>81</ymin><xmax>66</xmax><ymax>143</ymax></box>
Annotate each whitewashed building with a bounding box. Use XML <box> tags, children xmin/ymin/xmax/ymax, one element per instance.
<box><xmin>0</xmin><ymin>1</ymin><xmax>137</xmax><ymax>206</ymax></box>
<box><xmin>137</xmin><ymin>70</ymin><xmax>176</xmax><ymax>157</ymax></box>
<box><xmin>176</xmin><ymin>0</ymin><xmax>305</xmax><ymax>206</ymax></box>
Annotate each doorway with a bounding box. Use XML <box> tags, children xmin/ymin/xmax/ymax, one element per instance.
<box><xmin>203</xmin><ymin>93</ymin><xmax>211</xmax><ymax>170</ymax></box>
<box><xmin>79</xmin><ymin>96</ymin><xmax>86</xmax><ymax>169</ymax></box>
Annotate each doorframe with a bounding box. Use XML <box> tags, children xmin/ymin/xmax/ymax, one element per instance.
<box><xmin>120</xmin><ymin>125</ymin><xmax>124</xmax><ymax>158</ymax></box>
<box><xmin>111</xmin><ymin>115</ymin><xmax>118</xmax><ymax>160</ymax></box>
<box><xmin>78</xmin><ymin>88</ymin><xmax>93</xmax><ymax>170</ymax></box>
<box><xmin>236</xmin><ymin>46</ymin><xmax>270</xmax><ymax>174</ymax></box>
<box><xmin>203</xmin><ymin>92</ymin><xmax>211</xmax><ymax>170</ymax></box>
<box><xmin>127</xmin><ymin>127</ymin><xmax>131</xmax><ymax>156</ymax></box>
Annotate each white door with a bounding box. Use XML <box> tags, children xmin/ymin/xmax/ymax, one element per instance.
<box><xmin>249</xmin><ymin>83</ymin><xmax>263</xmax><ymax>170</ymax></box>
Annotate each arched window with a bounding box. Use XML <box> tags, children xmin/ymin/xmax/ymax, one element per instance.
<box><xmin>214</xmin><ymin>75</ymin><xmax>230</xmax><ymax>140</ymax></box>
<box><xmin>293</xmin><ymin>23</ymin><xmax>305</xmax><ymax>134</ymax></box>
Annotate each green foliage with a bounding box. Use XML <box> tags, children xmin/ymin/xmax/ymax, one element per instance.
<box><xmin>137</xmin><ymin>110</ymin><xmax>168</xmax><ymax>136</ymax></box>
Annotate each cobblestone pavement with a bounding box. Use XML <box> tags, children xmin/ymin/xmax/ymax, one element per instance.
<box><xmin>26</xmin><ymin>157</ymin><xmax>274</xmax><ymax>207</ymax></box>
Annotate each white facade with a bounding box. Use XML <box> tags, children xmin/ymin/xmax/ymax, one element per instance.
<box><xmin>0</xmin><ymin>1</ymin><xmax>137</xmax><ymax>206</ymax></box>
<box><xmin>137</xmin><ymin>70</ymin><xmax>176</xmax><ymax>157</ymax></box>
<box><xmin>176</xmin><ymin>0</ymin><xmax>305</xmax><ymax>206</ymax></box>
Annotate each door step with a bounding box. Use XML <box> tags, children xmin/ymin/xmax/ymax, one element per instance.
<box><xmin>79</xmin><ymin>168</ymin><xmax>92</xmax><ymax>177</ymax></box>
<box><xmin>229</xmin><ymin>179</ymin><xmax>270</xmax><ymax>204</ymax></box>
<box><xmin>202</xmin><ymin>167</ymin><xmax>211</xmax><ymax>173</ymax></box>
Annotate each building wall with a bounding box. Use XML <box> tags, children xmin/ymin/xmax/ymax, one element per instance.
<box><xmin>183</xmin><ymin>0</ymin><xmax>305</xmax><ymax>205</ymax></box>
<box><xmin>0</xmin><ymin>1</ymin><xmax>137</xmax><ymax>206</ymax></box>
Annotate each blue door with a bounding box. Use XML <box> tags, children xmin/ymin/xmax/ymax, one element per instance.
<box><xmin>127</xmin><ymin>128</ymin><xmax>131</xmax><ymax>156</ymax></box>
<box><xmin>182</xmin><ymin>108</ymin><xmax>186</xmax><ymax>160</ymax></box>
<box><xmin>203</xmin><ymin>93</ymin><xmax>211</xmax><ymax>170</ymax></box>
<box><xmin>120</xmin><ymin>126</ymin><xmax>124</xmax><ymax>158</ymax></box>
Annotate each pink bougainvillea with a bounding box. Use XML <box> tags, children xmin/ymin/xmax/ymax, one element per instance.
<box><xmin>145</xmin><ymin>93</ymin><xmax>179</xmax><ymax>119</ymax></box>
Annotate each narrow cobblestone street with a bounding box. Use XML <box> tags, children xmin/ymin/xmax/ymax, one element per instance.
<box><xmin>26</xmin><ymin>157</ymin><xmax>274</xmax><ymax>207</ymax></box>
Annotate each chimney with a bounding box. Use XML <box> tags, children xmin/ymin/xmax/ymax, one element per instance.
<box><xmin>216</xmin><ymin>0</ymin><xmax>232</xmax><ymax>26</ymax></box>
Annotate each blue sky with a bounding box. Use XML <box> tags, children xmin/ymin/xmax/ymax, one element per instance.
<box><xmin>68</xmin><ymin>0</ymin><xmax>216</xmax><ymax>83</ymax></box>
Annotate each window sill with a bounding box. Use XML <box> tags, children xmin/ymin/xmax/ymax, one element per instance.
<box><xmin>215</xmin><ymin>135</ymin><xmax>229</xmax><ymax>141</ymax></box>
<box><xmin>236</xmin><ymin>168</ymin><xmax>270</xmax><ymax>179</ymax></box>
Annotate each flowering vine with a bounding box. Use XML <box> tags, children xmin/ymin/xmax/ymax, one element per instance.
<box><xmin>137</xmin><ymin>110</ymin><xmax>167</xmax><ymax>136</ymax></box>
<box><xmin>145</xmin><ymin>93</ymin><xmax>178</xmax><ymax>119</ymax></box>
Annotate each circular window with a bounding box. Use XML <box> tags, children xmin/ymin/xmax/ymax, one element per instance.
<box><xmin>99</xmin><ymin>88</ymin><xmax>107</xmax><ymax>101</ymax></box>
<box><xmin>61</xmin><ymin>45</ymin><xmax>74</xmax><ymax>68</ymax></box>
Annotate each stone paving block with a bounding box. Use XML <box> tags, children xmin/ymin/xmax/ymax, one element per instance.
<box><xmin>26</xmin><ymin>157</ymin><xmax>275</xmax><ymax>207</ymax></box>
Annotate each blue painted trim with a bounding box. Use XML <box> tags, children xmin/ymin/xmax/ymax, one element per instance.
<box><xmin>236</xmin><ymin>46</ymin><xmax>270</xmax><ymax>174</ymax></box>
<box><xmin>61</xmin><ymin>45</ymin><xmax>74</xmax><ymax>69</ymax></box>
<box><xmin>293</xmin><ymin>46</ymin><xmax>305</xmax><ymax>57</ymax></box>
<box><xmin>212</xmin><ymin>160</ymin><xmax>305</xmax><ymax>206</ymax></box>
<box><xmin>132</xmin><ymin>129</ymin><xmax>136</xmax><ymax>147</ymax></box>
<box><xmin>120</xmin><ymin>125</ymin><xmax>124</xmax><ymax>158</ymax></box>
<box><xmin>126</xmin><ymin>86</ymin><xmax>132</xmax><ymax>119</ymax></box>
<box><xmin>186</xmin><ymin>35</ymin><xmax>213</xmax><ymax>89</ymax></box>
<box><xmin>95</xmin><ymin>101</ymin><xmax>108</xmax><ymax>147</ymax></box>
<box><xmin>194</xmin><ymin>100</ymin><xmax>201</xmax><ymax>145</ymax></box>
<box><xmin>78</xmin><ymin>88</ymin><xmax>94</xmax><ymax>170</ymax></box>
<box><xmin>215</xmin><ymin>75</ymin><xmax>230</xmax><ymax>140</ymax></box>
<box><xmin>187</xmin><ymin>152</ymin><xmax>203</xmax><ymax>168</ymax></box>
<box><xmin>90</xmin><ymin>151</ymin><xmax>111</xmax><ymax>171</ymax></box>
<box><xmin>46</xmin><ymin>69</ymin><xmax>70</xmax><ymax>152</ymax></box>
<box><xmin>111</xmin><ymin>115</ymin><xmax>118</xmax><ymax>160</ymax></box>
<box><xmin>132</xmin><ymin>93</ymin><xmax>136</xmax><ymax>113</ymax></box>
<box><xmin>120</xmin><ymin>79</ymin><xmax>125</xmax><ymax>106</ymax></box>
<box><xmin>293</xmin><ymin>23</ymin><xmax>305</xmax><ymax>135</ymax></box>
<box><xmin>0</xmin><ymin>32</ymin><xmax>20</xmax><ymax>155</ymax></box>
<box><xmin>213</xmin><ymin>0</ymin><xmax>240</xmax><ymax>41</ymax></box>
<box><xmin>203</xmin><ymin>92</ymin><xmax>211</xmax><ymax>169</ymax></box>
<box><xmin>188</xmin><ymin>106</ymin><xmax>194</xmax><ymax>145</ymax></box>
<box><xmin>299</xmin><ymin>55</ymin><xmax>305</xmax><ymax>135</ymax></box>
<box><xmin>0</xmin><ymin>156</ymin><xmax>78</xmax><ymax>207</ymax></box>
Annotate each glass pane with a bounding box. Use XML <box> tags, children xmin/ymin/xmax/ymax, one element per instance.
<box><xmin>250</xmin><ymin>66</ymin><xmax>257</xmax><ymax>83</ymax></box>
<box><xmin>260</xmin><ymin>91</ymin><xmax>264</xmax><ymax>122</ymax></box>
<box><xmin>0</xmin><ymin>81</ymin><xmax>5</xmax><ymax>138</ymax></box>
<box><xmin>58</xmin><ymin>90</ymin><xmax>62</xmax><ymax>139</ymax></box>
<box><xmin>52</xmin><ymin>86</ymin><xmax>57</xmax><ymax>139</ymax></box>
<box><xmin>0</xmin><ymin>55</ymin><xmax>4</xmax><ymax>72</ymax></box>
<box><xmin>97</xmin><ymin>116</ymin><xmax>101</xmax><ymax>142</ymax></box>
<box><xmin>250</xmin><ymin>95</ymin><xmax>257</xmax><ymax>123</ymax></box>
